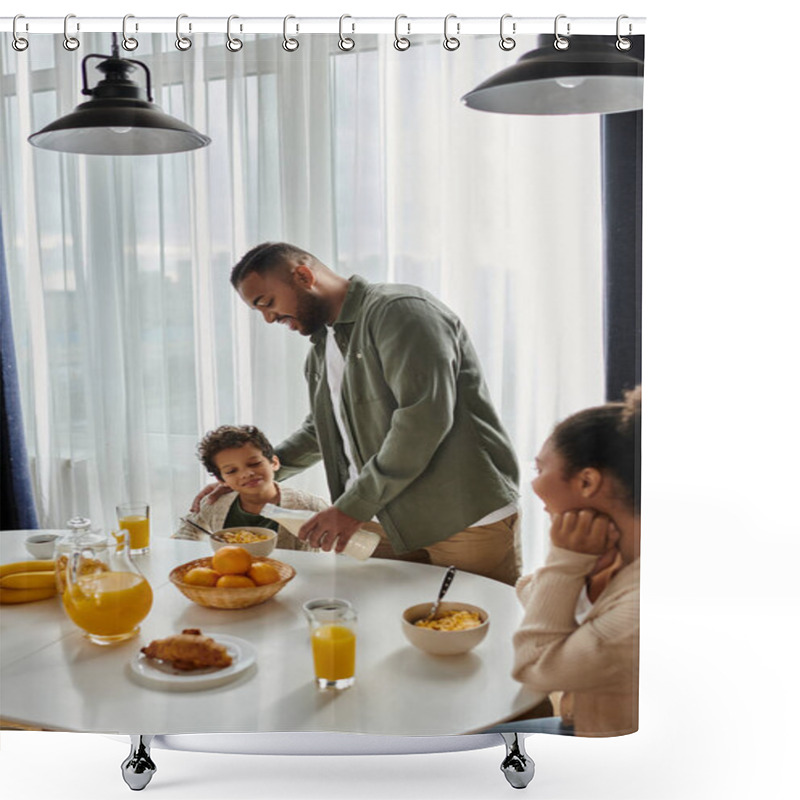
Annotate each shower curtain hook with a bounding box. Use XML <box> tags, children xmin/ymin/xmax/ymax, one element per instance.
<box><xmin>12</xmin><ymin>15</ymin><xmax>29</xmax><ymax>52</ymax></box>
<box><xmin>226</xmin><ymin>15</ymin><xmax>243</xmax><ymax>52</ymax></box>
<box><xmin>121</xmin><ymin>14</ymin><xmax>139</xmax><ymax>51</ymax></box>
<box><xmin>554</xmin><ymin>14</ymin><xmax>570</xmax><ymax>50</ymax></box>
<box><xmin>443</xmin><ymin>14</ymin><xmax>460</xmax><ymax>51</ymax></box>
<box><xmin>616</xmin><ymin>15</ymin><xmax>632</xmax><ymax>51</ymax></box>
<box><xmin>499</xmin><ymin>14</ymin><xmax>516</xmax><ymax>51</ymax></box>
<box><xmin>338</xmin><ymin>14</ymin><xmax>355</xmax><ymax>51</ymax></box>
<box><xmin>282</xmin><ymin>15</ymin><xmax>299</xmax><ymax>51</ymax></box>
<box><xmin>63</xmin><ymin>13</ymin><xmax>80</xmax><ymax>51</ymax></box>
<box><xmin>394</xmin><ymin>15</ymin><xmax>410</xmax><ymax>51</ymax></box>
<box><xmin>175</xmin><ymin>14</ymin><xmax>192</xmax><ymax>51</ymax></box>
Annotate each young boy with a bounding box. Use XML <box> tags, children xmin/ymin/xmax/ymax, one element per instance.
<box><xmin>173</xmin><ymin>425</ymin><xmax>328</xmax><ymax>550</ymax></box>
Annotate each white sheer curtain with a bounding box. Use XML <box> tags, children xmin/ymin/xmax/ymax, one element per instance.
<box><xmin>0</xmin><ymin>33</ymin><xmax>604</xmax><ymax>568</ymax></box>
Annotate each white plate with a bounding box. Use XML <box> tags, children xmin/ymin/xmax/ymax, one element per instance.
<box><xmin>129</xmin><ymin>633</ymin><xmax>257</xmax><ymax>691</ymax></box>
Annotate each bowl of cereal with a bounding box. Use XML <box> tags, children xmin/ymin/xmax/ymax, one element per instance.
<box><xmin>401</xmin><ymin>601</ymin><xmax>490</xmax><ymax>656</ymax></box>
<box><xmin>209</xmin><ymin>527</ymin><xmax>277</xmax><ymax>558</ymax></box>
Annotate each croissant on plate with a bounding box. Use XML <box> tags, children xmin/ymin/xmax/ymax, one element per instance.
<box><xmin>141</xmin><ymin>628</ymin><xmax>232</xmax><ymax>671</ymax></box>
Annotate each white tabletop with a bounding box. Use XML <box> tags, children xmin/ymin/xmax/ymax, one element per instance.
<box><xmin>0</xmin><ymin>531</ymin><xmax>543</xmax><ymax>735</ymax></box>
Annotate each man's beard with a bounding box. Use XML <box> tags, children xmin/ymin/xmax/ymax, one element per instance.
<box><xmin>294</xmin><ymin>289</ymin><xmax>330</xmax><ymax>335</ymax></box>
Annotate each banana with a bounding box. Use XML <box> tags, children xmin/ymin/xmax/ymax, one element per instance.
<box><xmin>0</xmin><ymin>586</ymin><xmax>57</xmax><ymax>604</ymax></box>
<box><xmin>0</xmin><ymin>559</ymin><xmax>55</xmax><ymax>579</ymax></box>
<box><xmin>0</xmin><ymin>571</ymin><xmax>57</xmax><ymax>590</ymax></box>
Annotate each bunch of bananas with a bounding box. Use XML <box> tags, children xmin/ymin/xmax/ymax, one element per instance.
<box><xmin>0</xmin><ymin>560</ymin><xmax>57</xmax><ymax>604</ymax></box>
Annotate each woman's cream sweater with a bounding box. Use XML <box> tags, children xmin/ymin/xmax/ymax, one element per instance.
<box><xmin>512</xmin><ymin>546</ymin><xmax>640</xmax><ymax>737</ymax></box>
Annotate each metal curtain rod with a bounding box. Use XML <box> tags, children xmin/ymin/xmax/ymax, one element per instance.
<box><xmin>0</xmin><ymin>16</ymin><xmax>646</xmax><ymax>36</ymax></box>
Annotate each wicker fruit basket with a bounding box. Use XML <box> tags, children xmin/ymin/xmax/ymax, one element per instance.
<box><xmin>169</xmin><ymin>556</ymin><xmax>296</xmax><ymax>609</ymax></box>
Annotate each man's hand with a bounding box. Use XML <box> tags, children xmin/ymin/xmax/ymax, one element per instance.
<box><xmin>549</xmin><ymin>509</ymin><xmax>619</xmax><ymax>556</ymax></box>
<box><xmin>298</xmin><ymin>507</ymin><xmax>362</xmax><ymax>553</ymax></box>
<box><xmin>190</xmin><ymin>482</ymin><xmax>232</xmax><ymax>513</ymax></box>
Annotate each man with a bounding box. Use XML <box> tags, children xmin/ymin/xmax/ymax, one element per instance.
<box><xmin>211</xmin><ymin>241</ymin><xmax>522</xmax><ymax>584</ymax></box>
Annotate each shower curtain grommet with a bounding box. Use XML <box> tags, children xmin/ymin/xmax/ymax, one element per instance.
<box><xmin>226</xmin><ymin>15</ymin><xmax>243</xmax><ymax>52</ymax></box>
<box><xmin>394</xmin><ymin>15</ymin><xmax>411</xmax><ymax>50</ymax></box>
<box><xmin>121</xmin><ymin>14</ymin><xmax>139</xmax><ymax>51</ymax></box>
<box><xmin>499</xmin><ymin>14</ymin><xmax>516</xmax><ymax>51</ymax></box>
<box><xmin>443</xmin><ymin>14</ymin><xmax>460</xmax><ymax>51</ymax></box>
<box><xmin>12</xmin><ymin>15</ymin><xmax>29</xmax><ymax>51</ymax></box>
<box><xmin>338</xmin><ymin>14</ymin><xmax>355</xmax><ymax>51</ymax></box>
<box><xmin>616</xmin><ymin>14</ymin><xmax>633</xmax><ymax>50</ymax></box>
<box><xmin>553</xmin><ymin>14</ymin><xmax>570</xmax><ymax>50</ymax></box>
<box><xmin>175</xmin><ymin>14</ymin><xmax>192</xmax><ymax>50</ymax></box>
<box><xmin>282</xmin><ymin>15</ymin><xmax>299</xmax><ymax>51</ymax></box>
<box><xmin>62</xmin><ymin>13</ymin><xmax>80</xmax><ymax>51</ymax></box>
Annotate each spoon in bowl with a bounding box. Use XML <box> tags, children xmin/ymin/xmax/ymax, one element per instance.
<box><xmin>180</xmin><ymin>517</ymin><xmax>215</xmax><ymax>537</ymax></box>
<box><xmin>424</xmin><ymin>565</ymin><xmax>457</xmax><ymax>622</ymax></box>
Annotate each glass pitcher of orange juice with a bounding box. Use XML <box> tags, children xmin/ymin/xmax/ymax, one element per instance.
<box><xmin>303</xmin><ymin>598</ymin><xmax>357</xmax><ymax>690</ymax></box>
<box><xmin>62</xmin><ymin>531</ymin><xmax>153</xmax><ymax>645</ymax></box>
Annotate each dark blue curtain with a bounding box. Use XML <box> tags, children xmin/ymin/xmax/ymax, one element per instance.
<box><xmin>601</xmin><ymin>108</ymin><xmax>642</xmax><ymax>402</ymax></box>
<box><xmin>600</xmin><ymin>37</ymin><xmax>643</xmax><ymax>403</ymax></box>
<box><xmin>1</xmin><ymin>210</ymin><xmax>39</xmax><ymax>530</ymax></box>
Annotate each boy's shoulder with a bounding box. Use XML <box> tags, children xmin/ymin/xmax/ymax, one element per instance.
<box><xmin>198</xmin><ymin>490</ymin><xmax>238</xmax><ymax>517</ymax></box>
<box><xmin>279</xmin><ymin>485</ymin><xmax>328</xmax><ymax>512</ymax></box>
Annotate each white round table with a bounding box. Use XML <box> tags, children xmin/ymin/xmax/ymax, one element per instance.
<box><xmin>0</xmin><ymin>531</ymin><xmax>543</xmax><ymax>735</ymax></box>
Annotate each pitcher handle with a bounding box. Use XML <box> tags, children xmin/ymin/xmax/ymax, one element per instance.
<box><xmin>112</xmin><ymin>528</ymin><xmax>129</xmax><ymax>554</ymax></box>
<box><xmin>68</xmin><ymin>549</ymin><xmax>81</xmax><ymax>588</ymax></box>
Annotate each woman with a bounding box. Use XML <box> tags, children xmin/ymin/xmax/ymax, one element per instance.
<box><xmin>496</xmin><ymin>387</ymin><xmax>640</xmax><ymax>737</ymax></box>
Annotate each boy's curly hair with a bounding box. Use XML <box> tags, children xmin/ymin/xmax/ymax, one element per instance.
<box><xmin>197</xmin><ymin>425</ymin><xmax>274</xmax><ymax>480</ymax></box>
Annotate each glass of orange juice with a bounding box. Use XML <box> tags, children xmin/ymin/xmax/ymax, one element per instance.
<box><xmin>303</xmin><ymin>598</ymin><xmax>357</xmax><ymax>690</ymax></box>
<box><xmin>116</xmin><ymin>503</ymin><xmax>150</xmax><ymax>555</ymax></box>
<box><xmin>62</xmin><ymin>531</ymin><xmax>153</xmax><ymax>645</ymax></box>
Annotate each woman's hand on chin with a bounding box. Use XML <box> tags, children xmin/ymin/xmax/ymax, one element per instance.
<box><xmin>549</xmin><ymin>509</ymin><xmax>620</xmax><ymax>555</ymax></box>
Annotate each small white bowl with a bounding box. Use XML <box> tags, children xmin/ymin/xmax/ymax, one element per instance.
<box><xmin>209</xmin><ymin>527</ymin><xmax>277</xmax><ymax>558</ymax></box>
<box><xmin>25</xmin><ymin>533</ymin><xmax>59</xmax><ymax>559</ymax></box>
<box><xmin>401</xmin><ymin>601</ymin><xmax>490</xmax><ymax>656</ymax></box>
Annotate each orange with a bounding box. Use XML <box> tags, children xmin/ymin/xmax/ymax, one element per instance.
<box><xmin>182</xmin><ymin>567</ymin><xmax>220</xmax><ymax>587</ymax></box>
<box><xmin>217</xmin><ymin>574</ymin><xmax>256</xmax><ymax>589</ymax></box>
<box><xmin>248</xmin><ymin>562</ymin><xmax>281</xmax><ymax>586</ymax></box>
<box><xmin>211</xmin><ymin>546</ymin><xmax>253</xmax><ymax>575</ymax></box>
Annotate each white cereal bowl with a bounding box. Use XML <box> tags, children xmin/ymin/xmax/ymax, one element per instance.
<box><xmin>401</xmin><ymin>601</ymin><xmax>490</xmax><ymax>656</ymax></box>
<box><xmin>25</xmin><ymin>533</ymin><xmax>59</xmax><ymax>559</ymax></box>
<box><xmin>209</xmin><ymin>527</ymin><xmax>277</xmax><ymax>558</ymax></box>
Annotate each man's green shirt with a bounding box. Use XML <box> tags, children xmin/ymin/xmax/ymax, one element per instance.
<box><xmin>275</xmin><ymin>275</ymin><xmax>519</xmax><ymax>553</ymax></box>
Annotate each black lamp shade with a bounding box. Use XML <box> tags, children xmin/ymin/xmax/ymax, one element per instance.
<box><xmin>28</xmin><ymin>43</ymin><xmax>211</xmax><ymax>155</ymax></box>
<box><xmin>462</xmin><ymin>35</ymin><xmax>644</xmax><ymax>116</ymax></box>
<box><xmin>28</xmin><ymin>99</ymin><xmax>211</xmax><ymax>155</ymax></box>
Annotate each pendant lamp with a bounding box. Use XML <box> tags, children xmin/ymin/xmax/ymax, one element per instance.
<box><xmin>29</xmin><ymin>34</ymin><xmax>211</xmax><ymax>155</ymax></box>
<box><xmin>462</xmin><ymin>34</ymin><xmax>644</xmax><ymax>116</ymax></box>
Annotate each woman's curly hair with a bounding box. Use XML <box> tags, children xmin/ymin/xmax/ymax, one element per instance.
<box><xmin>197</xmin><ymin>425</ymin><xmax>275</xmax><ymax>480</ymax></box>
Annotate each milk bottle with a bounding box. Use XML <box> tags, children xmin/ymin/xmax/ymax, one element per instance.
<box><xmin>262</xmin><ymin>505</ymin><xmax>380</xmax><ymax>561</ymax></box>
